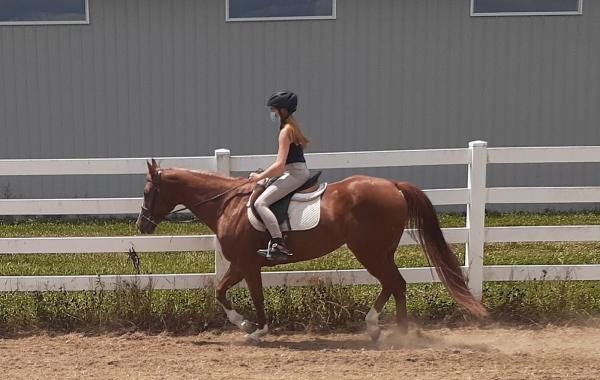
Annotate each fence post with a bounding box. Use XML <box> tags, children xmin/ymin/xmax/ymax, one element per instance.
<box><xmin>214</xmin><ymin>149</ymin><xmax>231</xmax><ymax>281</ymax></box>
<box><xmin>466</xmin><ymin>140</ymin><xmax>488</xmax><ymax>300</ymax></box>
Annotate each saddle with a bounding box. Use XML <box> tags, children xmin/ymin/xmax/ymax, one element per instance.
<box><xmin>248</xmin><ymin>171</ymin><xmax>325</xmax><ymax>231</ymax></box>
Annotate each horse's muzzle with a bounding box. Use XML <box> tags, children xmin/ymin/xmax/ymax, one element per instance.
<box><xmin>136</xmin><ymin>210</ymin><xmax>157</xmax><ymax>234</ymax></box>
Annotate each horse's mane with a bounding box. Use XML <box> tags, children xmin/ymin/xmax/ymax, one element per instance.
<box><xmin>167</xmin><ymin>167</ymin><xmax>248</xmax><ymax>184</ymax></box>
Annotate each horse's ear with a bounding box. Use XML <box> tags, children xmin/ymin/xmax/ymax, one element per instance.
<box><xmin>151</xmin><ymin>158</ymin><xmax>158</xmax><ymax>168</ymax></box>
<box><xmin>147</xmin><ymin>159</ymin><xmax>156</xmax><ymax>179</ymax></box>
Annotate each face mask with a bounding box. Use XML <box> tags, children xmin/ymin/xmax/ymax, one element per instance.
<box><xmin>270</xmin><ymin>111</ymin><xmax>280</xmax><ymax>124</ymax></box>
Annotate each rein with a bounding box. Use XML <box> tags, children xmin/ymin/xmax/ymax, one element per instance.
<box><xmin>140</xmin><ymin>170</ymin><xmax>252</xmax><ymax>226</ymax></box>
<box><xmin>168</xmin><ymin>180</ymin><xmax>252</xmax><ymax>218</ymax></box>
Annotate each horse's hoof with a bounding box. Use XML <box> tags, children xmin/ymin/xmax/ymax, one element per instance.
<box><xmin>240</xmin><ymin>320</ymin><xmax>255</xmax><ymax>334</ymax></box>
<box><xmin>245</xmin><ymin>332</ymin><xmax>261</xmax><ymax>344</ymax></box>
<box><xmin>245</xmin><ymin>325</ymin><xmax>269</xmax><ymax>344</ymax></box>
<box><xmin>367</xmin><ymin>326</ymin><xmax>381</xmax><ymax>342</ymax></box>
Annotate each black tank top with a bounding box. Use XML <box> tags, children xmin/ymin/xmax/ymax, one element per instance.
<box><xmin>280</xmin><ymin>125</ymin><xmax>306</xmax><ymax>164</ymax></box>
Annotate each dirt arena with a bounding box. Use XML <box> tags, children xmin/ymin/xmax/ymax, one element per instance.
<box><xmin>1</xmin><ymin>325</ymin><xmax>599</xmax><ymax>379</ymax></box>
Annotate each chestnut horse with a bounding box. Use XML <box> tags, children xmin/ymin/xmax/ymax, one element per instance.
<box><xmin>137</xmin><ymin>160</ymin><xmax>487</xmax><ymax>342</ymax></box>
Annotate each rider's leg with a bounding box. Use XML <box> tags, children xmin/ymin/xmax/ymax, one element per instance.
<box><xmin>254</xmin><ymin>164</ymin><xmax>309</xmax><ymax>257</ymax></box>
<box><xmin>254</xmin><ymin>180</ymin><xmax>287</xmax><ymax>239</ymax></box>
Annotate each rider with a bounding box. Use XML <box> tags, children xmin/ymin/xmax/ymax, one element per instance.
<box><xmin>249</xmin><ymin>90</ymin><xmax>310</xmax><ymax>260</ymax></box>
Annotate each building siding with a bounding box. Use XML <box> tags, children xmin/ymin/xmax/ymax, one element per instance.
<box><xmin>0</xmin><ymin>0</ymin><xmax>598</xmax><ymax>210</ymax></box>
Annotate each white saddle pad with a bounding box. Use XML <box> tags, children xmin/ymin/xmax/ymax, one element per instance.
<box><xmin>247</xmin><ymin>183</ymin><xmax>327</xmax><ymax>232</ymax></box>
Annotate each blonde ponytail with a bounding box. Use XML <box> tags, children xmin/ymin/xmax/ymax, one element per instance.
<box><xmin>285</xmin><ymin>116</ymin><xmax>310</xmax><ymax>150</ymax></box>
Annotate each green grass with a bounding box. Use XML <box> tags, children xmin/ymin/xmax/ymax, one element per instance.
<box><xmin>0</xmin><ymin>212</ymin><xmax>600</xmax><ymax>333</ymax></box>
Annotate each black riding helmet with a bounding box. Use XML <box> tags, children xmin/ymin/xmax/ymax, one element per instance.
<box><xmin>267</xmin><ymin>90</ymin><xmax>298</xmax><ymax>114</ymax></box>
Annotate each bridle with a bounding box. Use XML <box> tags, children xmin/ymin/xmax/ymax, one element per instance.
<box><xmin>139</xmin><ymin>170</ymin><xmax>164</xmax><ymax>227</ymax></box>
<box><xmin>139</xmin><ymin>169</ymin><xmax>251</xmax><ymax>227</ymax></box>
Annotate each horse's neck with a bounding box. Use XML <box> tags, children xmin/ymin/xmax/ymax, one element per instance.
<box><xmin>174</xmin><ymin>170</ymin><xmax>243</xmax><ymax>231</ymax></box>
<box><xmin>183</xmin><ymin>170</ymin><xmax>237</xmax><ymax>195</ymax></box>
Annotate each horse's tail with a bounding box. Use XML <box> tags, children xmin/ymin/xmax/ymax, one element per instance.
<box><xmin>395</xmin><ymin>181</ymin><xmax>489</xmax><ymax>318</ymax></box>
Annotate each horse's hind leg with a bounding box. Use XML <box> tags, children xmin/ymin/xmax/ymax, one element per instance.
<box><xmin>392</xmin><ymin>274</ymin><xmax>408</xmax><ymax>334</ymax></box>
<box><xmin>350</xmin><ymin>245</ymin><xmax>405</xmax><ymax>341</ymax></box>
<box><xmin>368</xmin><ymin>271</ymin><xmax>408</xmax><ymax>340</ymax></box>
<box><xmin>367</xmin><ymin>265</ymin><xmax>408</xmax><ymax>340</ymax></box>
<box><xmin>365</xmin><ymin>282</ymin><xmax>393</xmax><ymax>341</ymax></box>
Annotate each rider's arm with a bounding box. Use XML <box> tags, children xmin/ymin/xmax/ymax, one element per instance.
<box><xmin>251</xmin><ymin>127</ymin><xmax>290</xmax><ymax>182</ymax></box>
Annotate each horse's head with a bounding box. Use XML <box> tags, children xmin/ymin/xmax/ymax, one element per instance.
<box><xmin>136</xmin><ymin>159</ymin><xmax>177</xmax><ymax>234</ymax></box>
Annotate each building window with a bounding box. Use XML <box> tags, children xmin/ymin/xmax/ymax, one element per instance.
<box><xmin>227</xmin><ymin>0</ymin><xmax>335</xmax><ymax>22</ymax></box>
<box><xmin>471</xmin><ymin>0</ymin><xmax>582</xmax><ymax>16</ymax></box>
<box><xmin>0</xmin><ymin>0</ymin><xmax>89</xmax><ymax>25</ymax></box>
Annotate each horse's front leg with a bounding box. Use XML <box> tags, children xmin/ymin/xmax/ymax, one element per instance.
<box><xmin>215</xmin><ymin>266</ymin><xmax>253</xmax><ymax>333</ymax></box>
<box><xmin>242</xmin><ymin>267</ymin><xmax>269</xmax><ymax>343</ymax></box>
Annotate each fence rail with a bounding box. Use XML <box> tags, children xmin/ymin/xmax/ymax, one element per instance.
<box><xmin>1</xmin><ymin>141</ymin><xmax>599</xmax><ymax>298</ymax></box>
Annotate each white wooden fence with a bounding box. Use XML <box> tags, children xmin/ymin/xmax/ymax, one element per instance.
<box><xmin>1</xmin><ymin>141</ymin><xmax>600</xmax><ymax>299</ymax></box>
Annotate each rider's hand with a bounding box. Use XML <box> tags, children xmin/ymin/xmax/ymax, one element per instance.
<box><xmin>249</xmin><ymin>172</ymin><xmax>261</xmax><ymax>182</ymax></box>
